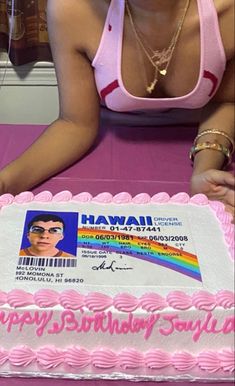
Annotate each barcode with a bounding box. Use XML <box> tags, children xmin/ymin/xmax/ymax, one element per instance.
<box><xmin>18</xmin><ymin>257</ymin><xmax>77</xmax><ymax>268</ymax></box>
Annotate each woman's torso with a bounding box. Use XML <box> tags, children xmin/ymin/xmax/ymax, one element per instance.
<box><xmin>74</xmin><ymin>0</ymin><xmax>233</xmax><ymax>122</ymax></box>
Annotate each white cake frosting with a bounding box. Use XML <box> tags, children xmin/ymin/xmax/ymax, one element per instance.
<box><xmin>0</xmin><ymin>191</ymin><xmax>234</xmax><ymax>381</ymax></box>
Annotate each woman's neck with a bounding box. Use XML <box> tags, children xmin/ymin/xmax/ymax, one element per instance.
<box><xmin>126</xmin><ymin>0</ymin><xmax>191</xmax><ymax>33</ymax></box>
<box><xmin>127</xmin><ymin>0</ymin><xmax>186</xmax><ymax>13</ymax></box>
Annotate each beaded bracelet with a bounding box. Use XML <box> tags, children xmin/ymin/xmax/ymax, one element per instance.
<box><xmin>189</xmin><ymin>141</ymin><xmax>232</xmax><ymax>165</ymax></box>
<box><xmin>194</xmin><ymin>129</ymin><xmax>234</xmax><ymax>154</ymax></box>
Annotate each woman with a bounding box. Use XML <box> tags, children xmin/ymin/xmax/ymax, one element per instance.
<box><xmin>0</xmin><ymin>0</ymin><xmax>234</xmax><ymax>216</ymax></box>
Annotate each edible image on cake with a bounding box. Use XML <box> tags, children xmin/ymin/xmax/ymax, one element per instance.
<box><xmin>19</xmin><ymin>211</ymin><xmax>78</xmax><ymax>258</ymax></box>
<box><xmin>77</xmin><ymin>228</ymin><xmax>202</xmax><ymax>282</ymax></box>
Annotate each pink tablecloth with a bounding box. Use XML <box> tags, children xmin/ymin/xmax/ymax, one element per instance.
<box><xmin>0</xmin><ymin>123</ymin><xmax>233</xmax><ymax>385</ymax></box>
<box><xmin>0</xmin><ymin>123</ymin><xmax>199</xmax><ymax>195</ymax></box>
<box><xmin>0</xmin><ymin>379</ymin><xmax>231</xmax><ymax>386</ymax></box>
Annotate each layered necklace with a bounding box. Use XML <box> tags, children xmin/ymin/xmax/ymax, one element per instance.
<box><xmin>125</xmin><ymin>0</ymin><xmax>191</xmax><ymax>94</ymax></box>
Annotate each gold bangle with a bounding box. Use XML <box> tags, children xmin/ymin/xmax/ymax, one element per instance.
<box><xmin>189</xmin><ymin>141</ymin><xmax>232</xmax><ymax>165</ymax></box>
<box><xmin>194</xmin><ymin>129</ymin><xmax>234</xmax><ymax>153</ymax></box>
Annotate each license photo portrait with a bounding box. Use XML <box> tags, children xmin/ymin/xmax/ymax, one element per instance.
<box><xmin>19</xmin><ymin>210</ymin><xmax>78</xmax><ymax>257</ymax></box>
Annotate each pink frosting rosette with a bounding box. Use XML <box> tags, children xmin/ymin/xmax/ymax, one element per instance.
<box><xmin>59</xmin><ymin>290</ymin><xmax>85</xmax><ymax>310</ymax></box>
<box><xmin>52</xmin><ymin>191</ymin><xmax>73</xmax><ymax>202</ymax></box>
<box><xmin>0</xmin><ymin>193</ymin><xmax>14</xmax><ymax>207</ymax></box>
<box><xmin>166</xmin><ymin>291</ymin><xmax>192</xmax><ymax>310</ymax></box>
<box><xmin>113</xmin><ymin>192</ymin><xmax>132</xmax><ymax>204</ymax></box>
<box><xmin>34</xmin><ymin>289</ymin><xmax>59</xmax><ymax>308</ymax></box>
<box><xmin>92</xmin><ymin>192</ymin><xmax>113</xmax><ymax>203</ymax></box>
<box><xmin>73</xmin><ymin>192</ymin><xmax>93</xmax><ymax>202</ymax></box>
<box><xmin>151</xmin><ymin>192</ymin><xmax>170</xmax><ymax>203</ymax></box>
<box><xmin>85</xmin><ymin>292</ymin><xmax>113</xmax><ymax>311</ymax></box>
<box><xmin>0</xmin><ymin>349</ymin><xmax>8</xmax><ymax>366</ymax></box>
<box><xmin>91</xmin><ymin>348</ymin><xmax>118</xmax><ymax>369</ymax></box>
<box><xmin>0</xmin><ymin>291</ymin><xmax>7</xmax><ymax>306</ymax></box>
<box><xmin>197</xmin><ymin>351</ymin><xmax>221</xmax><ymax>373</ymax></box>
<box><xmin>139</xmin><ymin>292</ymin><xmax>167</xmax><ymax>311</ymax></box>
<box><xmin>192</xmin><ymin>291</ymin><xmax>216</xmax><ymax>311</ymax></box>
<box><xmin>37</xmin><ymin>346</ymin><xmax>65</xmax><ymax>369</ymax></box>
<box><xmin>14</xmin><ymin>191</ymin><xmax>34</xmax><ymax>204</ymax></box>
<box><xmin>132</xmin><ymin>193</ymin><xmax>151</xmax><ymax>204</ymax></box>
<box><xmin>216</xmin><ymin>290</ymin><xmax>235</xmax><ymax>309</ymax></box>
<box><xmin>9</xmin><ymin>346</ymin><xmax>36</xmax><ymax>367</ymax></box>
<box><xmin>113</xmin><ymin>293</ymin><xmax>139</xmax><ymax>312</ymax></box>
<box><xmin>7</xmin><ymin>289</ymin><xmax>34</xmax><ymax>308</ymax></box>
<box><xmin>170</xmin><ymin>192</ymin><xmax>190</xmax><ymax>203</ymax></box>
<box><xmin>145</xmin><ymin>349</ymin><xmax>171</xmax><ymax>369</ymax></box>
<box><xmin>119</xmin><ymin>348</ymin><xmax>144</xmax><ymax>369</ymax></box>
<box><xmin>34</xmin><ymin>191</ymin><xmax>53</xmax><ymax>202</ymax></box>
<box><xmin>64</xmin><ymin>346</ymin><xmax>90</xmax><ymax>368</ymax></box>
<box><xmin>218</xmin><ymin>349</ymin><xmax>235</xmax><ymax>373</ymax></box>
<box><xmin>172</xmin><ymin>351</ymin><xmax>197</xmax><ymax>371</ymax></box>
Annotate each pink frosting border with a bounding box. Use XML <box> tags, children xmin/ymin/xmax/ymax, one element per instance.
<box><xmin>0</xmin><ymin>191</ymin><xmax>234</xmax><ymax>258</ymax></box>
<box><xmin>0</xmin><ymin>346</ymin><xmax>234</xmax><ymax>373</ymax></box>
<box><xmin>0</xmin><ymin>289</ymin><xmax>234</xmax><ymax>311</ymax></box>
<box><xmin>0</xmin><ymin>191</ymin><xmax>234</xmax><ymax>311</ymax></box>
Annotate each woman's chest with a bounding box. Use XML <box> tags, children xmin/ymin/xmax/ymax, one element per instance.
<box><xmin>121</xmin><ymin>9</ymin><xmax>201</xmax><ymax>99</ymax></box>
<box><xmin>83</xmin><ymin>0</ymin><xmax>229</xmax><ymax>99</ymax></box>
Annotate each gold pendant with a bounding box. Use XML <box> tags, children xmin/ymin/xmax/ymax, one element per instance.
<box><xmin>147</xmin><ymin>77</ymin><xmax>158</xmax><ymax>94</ymax></box>
<box><xmin>159</xmin><ymin>69</ymin><xmax>167</xmax><ymax>76</ymax></box>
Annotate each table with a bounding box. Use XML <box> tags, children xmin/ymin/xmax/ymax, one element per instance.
<box><xmin>0</xmin><ymin>123</ymin><xmax>199</xmax><ymax>196</ymax></box>
<box><xmin>0</xmin><ymin>123</ymin><xmax>233</xmax><ymax>385</ymax></box>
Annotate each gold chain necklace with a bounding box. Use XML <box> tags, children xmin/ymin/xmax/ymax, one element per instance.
<box><xmin>126</xmin><ymin>0</ymin><xmax>190</xmax><ymax>94</ymax></box>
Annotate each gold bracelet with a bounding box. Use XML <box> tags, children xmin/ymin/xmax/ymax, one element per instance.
<box><xmin>189</xmin><ymin>141</ymin><xmax>232</xmax><ymax>165</ymax></box>
<box><xmin>194</xmin><ymin>129</ymin><xmax>234</xmax><ymax>154</ymax></box>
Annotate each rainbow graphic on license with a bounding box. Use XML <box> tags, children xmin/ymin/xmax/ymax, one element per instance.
<box><xmin>77</xmin><ymin>228</ymin><xmax>202</xmax><ymax>282</ymax></box>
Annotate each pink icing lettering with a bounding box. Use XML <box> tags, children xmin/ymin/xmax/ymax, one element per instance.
<box><xmin>171</xmin><ymin>317</ymin><xmax>204</xmax><ymax>342</ymax></box>
<box><xmin>159</xmin><ymin>314</ymin><xmax>177</xmax><ymax>336</ymax></box>
<box><xmin>192</xmin><ymin>312</ymin><xmax>213</xmax><ymax>341</ymax></box>
<box><xmin>130</xmin><ymin>317</ymin><xmax>144</xmax><ymax>334</ymax></box>
<box><xmin>64</xmin><ymin>311</ymin><xmax>79</xmax><ymax>332</ymax></box>
<box><xmin>32</xmin><ymin>311</ymin><xmax>54</xmax><ymax>337</ymax></box>
<box><xmin>106</xmin><ymin>311</ymin><xmax>120</xmax><ymax>335</ymax></box>
<box><xmin>94</xmin><ymin>312</ymin><xmax>107</xmax><ymax>333</ymax></box>
<box><xmin>0</xmin><ymin>311</ymin><xmax>9</xmax><ymax>325</ymax></box>
<box><xmin>17</xmin><ymin>312</ymin><xmax>35</xmax><ymax>332</ymax></box>
<box><xmin>47</xmin><ymin>317</ymin><xmax>60</xmax><ymax>335</ymax></box>
<box><xmin>48</xmin><ymin>310</ymin><xmax>78</xmax><ymax>334</ymax></box>
<box><xmin>159</xmin><ymin>312</ymin><xmax>234</xmax><ymax>342</ymax></box>
<box><xmin>222</xmin><ymin>316</ymin><xmax>235</xmax><ymax>334</ymax></box>
<box><xmin>172</xmin><ymin>313</ymin><xmax>212</xmax><ymax>342</ymax></box>
<box><xmin>143</xmin><ymin>314</ymin><xmax>160</xmax><ymax>340</ymax></box>
<box><xmin>0</xmin><ymin>310</ymin><xmax>54</xmax><ymax>336</ymax></box>
<box><xmin>174</xmin><ymin>319</ymin><xmax>188</xmax><ymax>332</ymax></box>
<box><xmin>204</xmin><ymin>313</ymin><xmax>223</xmax><ymax>335</ymax></box>
<box><xmin>122</xmin><ymin>313</ymin><xmax>151</xmax><ymax>335</ymax></box>
<box><xmin>77</xmin><ymin>314</ymin><xmax>95</xmax><ymax>333</ymax></box>
<box><xmin>1</xmin><ymin>308</ymin><xmax>233</xmax><ymax>342</ymax></box>
<box><xmin>107</xmin><ymin>311</ymin><xmax>124</xmax><ymax>335</ymax></box>
<box><xmin>72</xmin><ymin>311</ymin><xmax>159</xmax><ymax>339</ymax></box>
<box><xmin>120</xmin><ymin>313</ymin><xmax>133</xmax><ymax>334</ymax></box>
<box><xmin>195</xmin><ymin>312</ymin><xmax>230</xmax><ymax>341</ymax></box>
<box><xmin>3</xmin><ymin>311</ymin><xmax>20</xmax><ymax>333</ymax></box>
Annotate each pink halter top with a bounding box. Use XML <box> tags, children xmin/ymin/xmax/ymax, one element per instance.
<box><xmin>92</xmin><ymin>0</ymin><xmax>226</xmax><ymax>113</ymax></box>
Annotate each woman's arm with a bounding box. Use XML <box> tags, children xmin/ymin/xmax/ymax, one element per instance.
<box><xmin>0</xmin><ymin>0</ymin><xmax>100</xmax><ymax>194</ymax></box>
<box><xmin>190</xmin><ymin>58</ymin><xmax>235</xmax><ymax>217</ymax></box>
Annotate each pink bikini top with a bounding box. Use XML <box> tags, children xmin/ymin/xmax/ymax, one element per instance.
<box><xmin>92</xmin><ymin>0</ymin><xmax>226</xmax><ymax>113</ymax></box>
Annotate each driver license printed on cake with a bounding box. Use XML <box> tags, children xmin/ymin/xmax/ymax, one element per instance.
<box><xmin>13</xmin><ymin>206</ymin><xmax>202</xmax><ymax>290</ymax></box>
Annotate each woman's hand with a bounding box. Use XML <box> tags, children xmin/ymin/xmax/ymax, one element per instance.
<box><xmin>0</xmin><ymin>176</ymin><xmax>6</xmax><ymax>195</ymax></box>
<box><xmin>190</xmin><ymin>169</ymin><xmax>235</xmax><ymax>220</ymax></box>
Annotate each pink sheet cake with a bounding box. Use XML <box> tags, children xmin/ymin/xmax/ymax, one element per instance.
<box><xmin>0</xmin><ymin>191</ymin><xmax>234</xmax><ymax>381</ymax></box>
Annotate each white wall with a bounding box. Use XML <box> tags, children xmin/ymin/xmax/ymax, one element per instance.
<box><xmin>0</xmin><ymin>52</ymin><xmax>59</xmax><ymax>124</ymax></box>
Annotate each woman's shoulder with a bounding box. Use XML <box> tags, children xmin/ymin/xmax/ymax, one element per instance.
<box><xmin>47</xmin><ymin>0</ymin><xmax>109</xmax><ymax>24</ymax></box>
<box><xmin>213</xmin><ymin>0</ymin><xmax>234</xmax><ymax>59</ymax></box>
<box><xmin>47</xmin><ymin>0</ymin><xmax>110</xmax><ymax>55</ymax></box>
